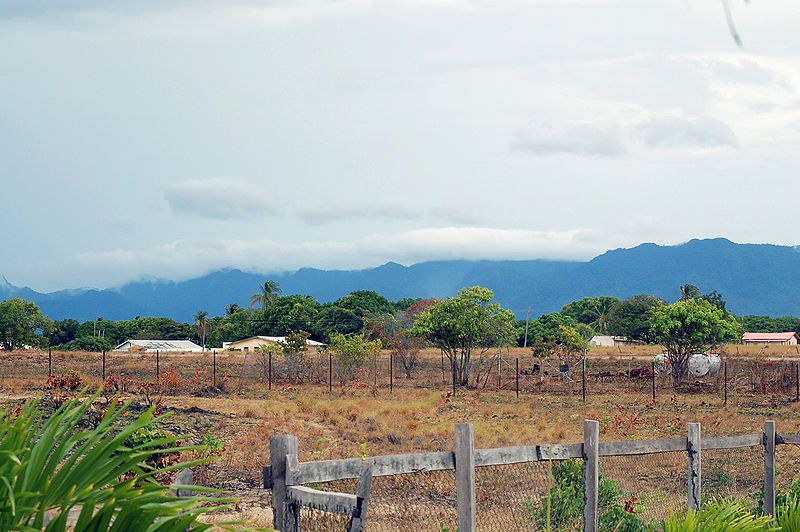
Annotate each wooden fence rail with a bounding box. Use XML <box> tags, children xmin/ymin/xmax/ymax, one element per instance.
<box><xmin>266</xmin><ymin>419</ymin><xmax>794</xmax><ymax>531</ymax></box>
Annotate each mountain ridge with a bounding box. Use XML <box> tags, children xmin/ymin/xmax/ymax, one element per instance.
<box><xmin>3</xmin><ymin>238</ymin><xmax>800</xmax><ymax>322</ymax></box>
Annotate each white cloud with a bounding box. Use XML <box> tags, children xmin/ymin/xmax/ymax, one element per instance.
<box><xmin>634</xmin><ymin>115</ymin><xmax>739</xmax><ymax>150</ymax></box>
<box><xmin>162</xmin><ymin>177</ymin><xmax>277</xmax><ymax>219</ymax></box>
<box><xmin>50</xmin><ymin>223</ymin><xmax>686</xmax><ymax>289</ymax></box>
<box><xmin>297</xmin><ymin>202</ymin><xmax>485</xmax><ymax>226</ymax></box>
<box><xmin>511</xmin><ymin>122</ymin><xmax>626</xmax><ymax>157</ymax></box>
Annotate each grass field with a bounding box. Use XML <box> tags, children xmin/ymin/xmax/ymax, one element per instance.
<box><xmin>3</xmin><ymin>346</ymin><xmax>800</xmax><ymax>529</ymax></box>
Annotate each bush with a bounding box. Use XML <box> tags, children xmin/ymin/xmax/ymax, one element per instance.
<box><xmin>528</xmin><ymin>459</ymin><xmax>654</xmax><ymax>531</ymax></box>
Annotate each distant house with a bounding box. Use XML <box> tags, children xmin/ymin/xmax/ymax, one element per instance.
<box><xmin>222</xmin><ymin>336</ymin><xmax>325</xmax><ymax>353</ymax></box>
<box><xmin>741</xmin><ymin>332</ymin><xmax>799</xmax><ymax>345</ymax></box>
<box><xmin>113</xmin><ymin>339</ymin><xmax>204</xmax><ymax>353</ymax></box>
<box><xmin>589</xmin><ymin>335</ymin><xmax>643</xmax><ymax>347</ymax></box>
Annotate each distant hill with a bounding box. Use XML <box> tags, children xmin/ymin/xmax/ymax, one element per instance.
<box><xmin>3</xmin><ymin>238</ymin><xmax>800</xmax><ymax>322</ymax></box>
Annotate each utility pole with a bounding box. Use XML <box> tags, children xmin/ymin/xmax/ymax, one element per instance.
<box><xmin>523</xmin><ymin>307</ymin><xmax>530</xmax><ymax>348</ymax></box>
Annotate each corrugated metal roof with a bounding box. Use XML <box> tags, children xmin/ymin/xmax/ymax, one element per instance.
<box><xmin>742</xmin><ymin>332</ymin><xmax>798</xmax><ymax>341</ymax></box>
<box><xmin>227</xmin><ymin>336</ymin><xmax>326</xmax><ymax>347</ymax></box>
<box><xmin>114</xmin><ymin>339</ymin><xmax>203</xmax><ymax>351</ymax></box>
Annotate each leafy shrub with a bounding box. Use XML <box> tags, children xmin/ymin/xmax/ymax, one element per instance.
<box><xmin>527</xmin><ymin>459</ymin><xmax>654</xmax><ymax>531</ymax></box>
<box><xmin>121</xmin><ymin>426</ymin><xmax>183</xmax><ymax>479</ymax></box>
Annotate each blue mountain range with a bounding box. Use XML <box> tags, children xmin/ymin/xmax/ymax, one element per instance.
<box><xmin>2</xmin><ymin>238</ymin><xmax>799</xmax><ymax>322</ymax></box>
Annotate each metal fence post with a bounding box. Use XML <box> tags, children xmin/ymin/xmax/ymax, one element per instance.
<box><xmin>764</xmin><ymin>420</ymin><xmax>776</xmax><ymax>517</ymax></box>
<box><xmin>389</xmin><ymin>352</ymin><xmax>393</xmax><ymax>394</ymax></box>
<box><xmin>455</xmin><ymin>423</ymin><xmax>476</xmax><ymax>532</ymax></box>
<box><xmin>156</xmin><ymin>350</ymin><xmax>160</xmax><ymax>383</ymax></box>
<box><xmin>102</xmin><ymin>350</ymin><xmax>106</xmax><ymax>381</ymax></box>
<box><xmin>688</xmin><ymin>422</ymin><xmax>701</xmax><ymax>511</ymax></box>
<box><xmin>269</xmin><ymin>351</ymin><xmax>272</xmax><ymax>390</ymax></box>
<box><xmin>48</xmin><ymin>348</ymin><xmax>52</xmax><ymax>377</ymax></box>
<box><xmin>270</xmin><ymin>434</ymin><xmax>299</xmax><ymax>531</ymax></box>
<box><xmin>583</xmin><ymin>419</ymin><xmax>599</xmax><ymax>532</ymax></box>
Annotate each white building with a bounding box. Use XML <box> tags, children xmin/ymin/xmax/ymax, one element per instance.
<box><xmin>113</xmin><ymin>339</ymin><xmax>204</xmax><ymax>353</ymax></box>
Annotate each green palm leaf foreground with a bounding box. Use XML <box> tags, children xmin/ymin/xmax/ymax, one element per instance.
<box><xmin>0</xmin><ymin>392</ymin><xmax>268</xmax><ymax>531</ymax></box>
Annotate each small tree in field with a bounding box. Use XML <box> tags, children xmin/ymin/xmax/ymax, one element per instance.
<box><xmin>649</xmin><ymin>298</ymin><xmax>740</xmax><ymax>388</ymax></box>
<box><xmin>410</xmin><ymin>286</ymin><xmax>516</xmax><ymax>387</ymax></box>
<box><xmin>327</xmin><ymin>332</ymin><xmax>381</xmax><ymax>385</ymax></box>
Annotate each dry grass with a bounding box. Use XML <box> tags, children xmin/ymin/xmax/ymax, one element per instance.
<box><xmin>4</xmin><ymin>347</ymin><xmax>800</xmax><ymax>530</ymax></box>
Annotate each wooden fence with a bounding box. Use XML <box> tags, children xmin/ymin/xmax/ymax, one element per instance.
<box><xmin>265</xmin><ymin>419</ymin><xmax>800</xmax><ymax>531</ymax></box>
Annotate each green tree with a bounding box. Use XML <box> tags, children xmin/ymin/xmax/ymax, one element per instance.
<box><xmin>0</xmin><ymin>298</ymin><xmax>53</xmax><ymax>350</ymax></box>
<box><xmin>650</xmin><ymin>298</ymin><xmax>741</xmax><ymax>387</ymax></box>
<box><xmin>561</xmin><ymin>296</ymin><xmax>620</xmax><ymax>333</ymax></box>
<box><xmin>326</xmin><ymin>332</ymin><xmax>381</xmax><ymax>384</ymax></box>
<box><xmin>410</xmin><ymin>286</ymin><xmax>516</xmax><ymax>387</ymax></box>
<box><xmin>334</xmin><ymin>290</ymin><xmax>395</xmax><ymax>318</ymax></box>
<box><xmin>607</xmin><ymin>294</ymin><xmax>666</xmax><ymax>343</ymax></box>
<box><xmin>224</xmin><ymin>303</ymin><xmax>242</xmax><ymax>316</ymax></box>
<box><xmin>527</xmin><ymin>312</ymin><xmax>578</xmax><ymax>346</ymax></box>
<box><xmin>193</xmin><ymin>310</ymin><xmax>210</xmax><ymax>351</ymax></box>
<box><xmin>249</xmin><ymin>280</ymin><xmax>282</xmax><ymax>311</ymax></box>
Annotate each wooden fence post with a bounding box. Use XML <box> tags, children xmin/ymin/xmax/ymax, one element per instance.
<box><xmin>516</xmin><ymin>357</ymin><xmax>519</xmax><ymax>398</ymax></box>
<box><xmin>688</xmin><ymin>422</ymin><xmax>701</xmax><ymax>511</ymax></box>
<box><xmin>156</xmin><ymin>350</ymin><xmax>160</xmax><ymax>383</ymax></box>
<box><xmin>389</xmin><ymin>352</ymin><xmax>393</xmax><ymax>394</ymax></box>
<box><xmin>455</xmin><ymin>423</ymin><xmax>476</xmax><ymax>532</ymax></box>
<box><xmin>724</xmin><ymin>360</ymin><xmax>728</xmax><ymax>406</ymax></box>
<box><xmin>764</xmin><ymin>420</ymin><xmax>776</xmax><ymax>518</ymax></box>
<box><xmin>270</xmin><ymin>434</ymin><xmax>299</xmax><ymax>531</ymax></box>
<box><xmin>583</xmin><ymin>419</ymin><xmax>599</xmax><ymax>532</ymax></box>
<box><xmin>795</xmin><ymin>362</ymin><xmax>799</xmax><ymax>402</ymax></box>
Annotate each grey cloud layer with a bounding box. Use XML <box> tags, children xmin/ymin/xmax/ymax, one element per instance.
<box><xmin>163</xmin><ymin>178</ymin><xmax>277</xmax><ymax>219</ymax></box>
<box><xmin>513</xmin><ymin>114</ymin><xmax>740</xmax><ymax>157</ymax></box>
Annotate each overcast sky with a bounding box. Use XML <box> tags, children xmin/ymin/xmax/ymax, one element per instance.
<box><xmin>2</xmin><ymin>0</ymin><xmax>799</xmax><ymax>292</ymax></box>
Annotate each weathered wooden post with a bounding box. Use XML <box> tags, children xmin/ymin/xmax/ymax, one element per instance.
<box><xmin>795</xmin><ymin>362</ymin><xmax>799</xmax><ymax>402</ymax></box>
<box><xmin>156</xmin><ymin>350</ymin><xmax>160</xmax><ymax>383</ymax></box>
<box><xmin>688</xmin><ymin>423</ymin><xmax>701</xmax><ymax>511</ymax></box>
<box><xmin>270</xmin><ymin>434</ymin><xmax>299</xmax><ymax>531</ymax></box>
<box><xmin>583</xmin><ymin>419</ymin><xmax>599</xmax><ymax>532</ymax></box>
<box><xmin>764</xmin><ymin>420</ymin><xmax>776</xmax><ymax>517</ymax></box>
<box><xmin>515</xmin><ymin>357</ymin><xmax>519</xmax><ymax>398</ymax></box>
<box><xmin>455</xmin><ymin>423</ymin><xmax>476</xmax><ymax>532</ymax></box>
<box><xmin>389</xmin><ymin>352</ymin><xmax>393</xmax><ymax>394</ymax></box>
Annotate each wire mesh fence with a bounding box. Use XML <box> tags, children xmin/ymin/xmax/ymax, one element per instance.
<box><xmin>702</xmin><ymin>445</ymin><xmax>763</xmax><ymax>508</ymax></box>
<box><xmin>599</xmin><ymin>451</ymin><xmax>686</xmax><ymax>523</ymax></box>
<box><xmin>474</xmin><ymin>460</ymin><xmax>555</xmax><ymax>531</ymax></box>
<box><xmin>4</xmin><ymin>349</ymin><xmax>800</xmax><ymax>406</ymax></box>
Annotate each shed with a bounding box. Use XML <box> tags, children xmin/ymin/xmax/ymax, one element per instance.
<box><xmin>113</xmin><ymin>339</ymin><xmax>204</xmax><ymax>353</ymax></box>
<box><xmin>741</xmin><ymin>332</ymin><xmax>799</xmax><ymax>345</ymax></box>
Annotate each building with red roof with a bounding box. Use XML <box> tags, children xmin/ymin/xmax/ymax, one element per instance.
<box><xmin>741</xmin><ymin>332</ymin><xmax>799</xmax><ymax>345</ymax></box>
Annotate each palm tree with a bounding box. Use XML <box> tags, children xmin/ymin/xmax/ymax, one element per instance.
<box><xmin>249</xmin><ymin>280</ymin><xmax>282</xmax><ymax>311</ymax></box>
<box><xmin>193</xmin><ymin>310</ymin><xmax>210</xmax><ymax>351</ymax></box>
<box><xmin>224</xmin><ymin>303</ymin><xmax>241</xmax><ymax>316</ymax></box>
